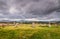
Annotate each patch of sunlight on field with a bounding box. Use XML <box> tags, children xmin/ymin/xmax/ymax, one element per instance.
<box><xmin>1</xmin><ymin>25</ymin><xmax>45</xmax><ymax>31</ymax></box>
<box><xmin>3</xmin><ymin>26</ymin><xmax>16</xmax><ymax>30</ymax></box>
<box><xmin>1</xmin><ymin>24</ymin><xmax>60</xmax><ymax>31</ymax></box>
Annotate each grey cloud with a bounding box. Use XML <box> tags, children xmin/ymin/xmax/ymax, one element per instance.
<box><xmin>0</xmin><ymin>0</ymin><xmax>60</xmax><ymax>21</ymax></box>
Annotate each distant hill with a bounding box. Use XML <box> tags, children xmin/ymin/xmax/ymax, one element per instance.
<box><xmin>0</xmin><ymin>20</ymin><xmax>60</xmax><ymax>23</ymax></box>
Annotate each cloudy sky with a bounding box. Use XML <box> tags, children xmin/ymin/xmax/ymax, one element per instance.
<box><xmin>0</xmin><ymin>0</ymin><xmax>60</xmax><ymax>21</ymax></box>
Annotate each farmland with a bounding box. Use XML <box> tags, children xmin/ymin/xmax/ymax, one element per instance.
<box><xmin>0</xmin><ymin>24</ymin><xmax>60</xmax><ymax>39</ymax></box>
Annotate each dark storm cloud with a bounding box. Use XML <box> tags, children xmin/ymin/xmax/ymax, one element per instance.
<box><xmin>0</xmin><ymin>0</ymin><xmax>60</xmax><ymax>20</ymax></box>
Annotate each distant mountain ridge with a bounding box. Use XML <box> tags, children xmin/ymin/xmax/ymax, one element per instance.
<box><xmin>0</xmin><ymin>20</ymin><xmax>60</xmax><ymax>23</ymax></box>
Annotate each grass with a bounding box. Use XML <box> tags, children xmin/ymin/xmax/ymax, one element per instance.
<box><xmin>0</xmin><ymin>24</ymin><xmax>60</xmax><ymax>39</ymax></box>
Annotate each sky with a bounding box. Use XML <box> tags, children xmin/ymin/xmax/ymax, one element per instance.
<box><xmin>0</xmin><ymin>0</ymin><xmax>60</xmax><ymax>21</ymax></box>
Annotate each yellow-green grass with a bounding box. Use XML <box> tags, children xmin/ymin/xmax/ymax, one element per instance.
<box><xmin>0</xmin><ymin>24</ymin><xmax>60</xmax><ymax>39</ymax></box>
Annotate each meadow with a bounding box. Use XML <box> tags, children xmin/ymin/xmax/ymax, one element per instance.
<box><xmin>0</xmin><ymin>24</ymin><xmax>60</xmax><ymax>39</ymax></box>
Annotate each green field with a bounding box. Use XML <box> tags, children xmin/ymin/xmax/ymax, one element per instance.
<box><xmin>0</xmin><ymin>24</ymin><xmax>60</xmax><ymax>39</ymax></box>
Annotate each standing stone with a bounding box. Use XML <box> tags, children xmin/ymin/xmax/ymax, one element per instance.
<box><xmin>32</xmin><ymin>22</ymin><xmax>35</xmax><ymax>28</ymax></box>
<box><xmin>13</xmin><ymin>21</ymin><xmax>16</xmax><ymax>26</ymax></box>
<box><xmin>48</xmin><ymin>21</ymin><xmax>51</xmax><ymax>27</ymax></box>
<box><xmin>15</xmin><ymin>23</ymin><xmax>19</xmax><ymax>27</ymax></box>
